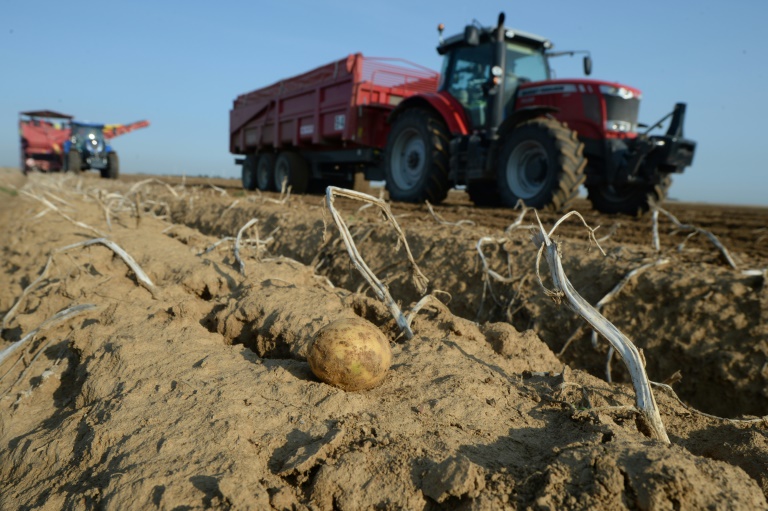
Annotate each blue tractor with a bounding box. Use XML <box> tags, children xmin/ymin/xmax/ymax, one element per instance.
<box><xmin>63</xmin><ymin>121</ymin><xmax>119</xmax><ymax>179</ymax></box>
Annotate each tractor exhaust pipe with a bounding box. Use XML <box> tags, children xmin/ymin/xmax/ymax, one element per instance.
<box><xmin>489</xmin><ymin>12</ymin><xmax>506</xmax><ymax>138</ymax></box>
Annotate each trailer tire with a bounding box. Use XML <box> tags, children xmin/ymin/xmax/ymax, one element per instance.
<box><xmin>66</xmin><ymin>151</ymin><xmax>82</xmax><ymax>173</ymax></box>
<box><xmin>102</xmin><ymin>152</ymin><xmax>119</xmax><ymax>179</ymax></box>
<box><xmin>384</xmin><ymin>108</ymin><xmax>450</xmax><ymax>203</ymax></box>
<box><xmin>586</xmin><ymin>175</ymin><xmax>672</xmax><ymax>215</ymax></box>
<box><xmin>497</xmin><ymin>118</ymin><xmax>585</xmax><ymax>211</ymax></box>
<box><xmin>256</xmin><ymin>153</ymin><xmax>275</xmax><ymax>191</ymax></box>
<box><xmin>274</xmin><ymin>152</ymin><xmax>309</xmax><ymax>194</ymax></box>
<box><xmin>241</xmin><ymin>154</ymin><xmax>258</xmax><ymax>190</ymax></box>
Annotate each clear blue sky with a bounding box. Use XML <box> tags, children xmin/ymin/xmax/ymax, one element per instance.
<box><xmin>2</xmin><ymin>0</ymin><xmax>766</xmax><ymax>206</ymax></box>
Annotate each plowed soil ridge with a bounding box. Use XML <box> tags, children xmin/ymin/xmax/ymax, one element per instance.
<box><xmin>0</xmin><ymin>169</ymin><xmax>766</xmax><ymax>510</ymax></box>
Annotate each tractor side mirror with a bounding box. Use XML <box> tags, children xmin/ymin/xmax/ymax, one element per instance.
<box><xmin>583</xmin><ymin>55</ymin><xmax>593</xmax><ymax>76</ymax></box>
<box><xmin>464</xmin><ymin>25</ymin><xmax>480</xmax><ymax>46</ymax></box>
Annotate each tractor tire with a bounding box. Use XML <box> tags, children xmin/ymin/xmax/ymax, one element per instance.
<box><xmin>256</xmin><ymin>153</ymin><xmax>276</xmax><ymax>191</ymax></box>
<box><xmin>466</xmin><ymin>182</ymin><xmax>502</xmax><ymax>207</ymax></box>
<box><xmin>497</xmin><ymin>117</ymin><xmax>586</xmax><ymax>211</ymax></box>
<box><xmin>384</xmin><ymin>108</ymin><xmax>450</xmax><ymax>204</ymax></box>
<box><xmin>66</xmin><ymin>151</ymin><xmax>82</xmax><ymax>173</ymax></box>
<box><xmin>102</xmin><ymin>152</ymin><xmax>119</xmax><ymax>179</ymax></box>
<box><xmin>587</xmin><ymin>175</ymin><xmax>672</xmax><ymax>215</ymax></box>
<box><xmin>274</xmin><ymin>152</ymin><xmax>309</xmax><ymax>194</ymax></box>
<box><xmin>242</xmin><ymin>154</ymin><xmax>258</xmax><ymax>191</ymax></box>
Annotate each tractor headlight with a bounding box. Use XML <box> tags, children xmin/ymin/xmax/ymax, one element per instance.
<box><xmin>605</xmin><ymin>120</ymin><xmax>634</xmax><ymax>132</ymax></box>
<box><xmin>599</xmin><ymin>85</ymin><xmax>637</xmax><ymax>100</ymax></box>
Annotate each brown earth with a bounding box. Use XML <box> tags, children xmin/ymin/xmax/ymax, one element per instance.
<box><xmin>1</xmin><ymin>167</ymin><xmax>767</xmax><ymax>510</ymax></box>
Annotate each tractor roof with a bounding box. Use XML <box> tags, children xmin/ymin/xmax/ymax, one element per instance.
<box><xmin>437</xmin><ymin>25</ymin><xmax>551</xmax><ymax>55</ymax></box>
<box><xmin>20</xmin><ymin>110</ymin><xmax>73</xmax><ymax>120</ymax></box>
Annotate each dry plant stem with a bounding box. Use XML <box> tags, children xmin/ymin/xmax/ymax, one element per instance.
<box><xmin>1</xmin><ymin>257</ymin><xmax>55</xmax><ymax>332</ymax></box>
<box><xmin>652</xmin><ymin>203</ymin><xmax>737</xmax><ymax>268</ymax></box>
<box><xmin>532</xmin><ymin>211</ymin><xmax>670</xmax><ymax>444</ymax></box>
<box><xmin>127</xmin><ymin>177</ymin><xmax>179</xmax><ymax>198</ymax></box>
<box><xmin>264</xmin><ymin>179</ymin><xmax>292</xmax><ymax>204</ymax></box>
<box><xmin>235</xmin><ymin>218</ymin><xmax>261</xmax><ymax>274</ymax></box>
<box><xmin>591</xmin><ymin>258</ymin><xmax>671</xmax><ymax>349</ymax></box>
<box><xmin>652</xmin><ymin>209</ymin><xmax>660</xmax><ymax>252</ymax></box>
<box><xmin>325</xmin><ymin>186</ymin><xmax>429</xmax><ymax>339</ymax></box>
<box><xmin>475</xmin><ymin>237</ymin><xmax>520</xmax><ymax>317</ymax></box>
<box><xmin>404</xmin><ymin>294</ymin><xmax>443</xmax><ymax>328</ymax></box>
<box><xmin>0</xmin><ymin>304</ymin><xmax>98</xmax><ymax>370</ymax></box>
<box><xmin>425</xmin><ymin>200</ymin><xmax>475</xmax><ymax>227</ymax></box>
<box><xmin>2</xmin><ymin>238</ymin><xmax>156</xmax><ymax>331</ymax></box>
<box><xmin>651</xmin><ymin>381</ymin><xmax>768</xmax><ymax>425</ymax></box>
<box><xmin>1</xmin><ymin>337</ymin><xmax>54</xmax><ymax>397</ymax></box>
<box><xmin>75</xmin><ymin>238</ymin><xmax>157</xmax><ymax>296</ymax></box>
<box><xmin>504</xmin><ymin>200</ymin><xmax>534</xmax><ymax>234</ymax></box>
<box><xmin>22</xmin><ymin>191</ymin><xmax>106</xmax><ymax>237</ymax></box>
<box><xmin>596</xmin><ymin>223</ymin><xmax>620</xmax><ymax>243</ymax></box>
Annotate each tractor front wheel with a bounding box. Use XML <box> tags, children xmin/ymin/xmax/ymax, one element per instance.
<box><xmin>384</xmin><ymin>108</ymin><xmax>450</xmax><ymax>203</ymax></box>
<box><xmin>497</xmin><ymin>118</ymin><xmax>585</xmax><ymax>211</ymax></box>
<box><xmin>586</xmin><ymin>175</ymin><xmax>671</xmax><ymax>215</ymax></box>
<box><xmin>66</xmin><ymin>151</ymin><xmax>82</xmax><ymax>173</ymax></box>
<box><xmin>102</xmin><ymin>152</ymin><xmax>119</xmax><ymax>179</ymax></box>
<box><xmin>274</xmin><ymin>152</ymin><xmax>309</xmax><ymax>193</ymax></box>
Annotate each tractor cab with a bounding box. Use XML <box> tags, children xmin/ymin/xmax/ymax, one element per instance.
<box><xmin>436</xmin><ymin>17</ymin><xmax>591</xmax><ymax>134</ymax></box>
<box><xmin>437</xmin><ymin>19</ymin><xmax>552</xmax><ymax>132</ymax></box>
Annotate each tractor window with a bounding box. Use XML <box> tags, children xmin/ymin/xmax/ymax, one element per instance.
<box><xmin>441</xmin><ymin>45</ymin><xmax>493</xmax><ymax>128</ymax></box>
<box><xmin>503</xmin><ymin>43</ymin><xmax>549</xmax><ymax>115</ymax></box>
<box><xmin>505</xmin><ymin>43</ymin><xmax>549</xmax><ymax>83</ymax></box>
<box><xmin>72</xmin><ymin>125</ymin><xmax>102</xmax><ymax>142</ymax></box>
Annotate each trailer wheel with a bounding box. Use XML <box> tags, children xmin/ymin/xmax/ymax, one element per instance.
<box><xmin>586</xmin><ymin>175</ymin><xmax>671</xmax><ymax>215</ymax></box>
<box><xmin>241</xmin><ymin>154</ymin><xmax>258</xmax><ymax>190</ymax></box>
<box><xmin>101</xmin><ymin>152</ymin><xmax>119</xmax><ymax>179</ymax></box>
<box><xmin>256</xmin><ymin>153</ymin><xmax>275</xmax><ymax>191</ymax></box>
<box><xmin>66</xmin><ymin>151</ymin><xmax>82</xmax><ymax>173</ymax></box>
<box><xmin>497</xmin><ymin>118</ymin><xmax>585</xmax><ymax>211</ymax></box>
<box><xmin>384</xmin><ymin>108</ymin><xmax>450</xmax><ymax>203</ymax></box>
<box><xmin>274</xmin><ymin>152</ymin><xmax>309</xmax><ymax>193</ymax></box>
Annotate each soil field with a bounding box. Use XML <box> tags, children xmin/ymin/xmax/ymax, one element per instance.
<box><xmin>1</xmin><ymin>168</ymin><xmax>767</xmax><ymax>510</ymax></box>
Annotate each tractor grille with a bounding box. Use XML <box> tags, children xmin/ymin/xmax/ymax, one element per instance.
<box><xmin>604</xmin><ymin>95</ymin><xmax>640</xmax><ymax>127</ymax></box>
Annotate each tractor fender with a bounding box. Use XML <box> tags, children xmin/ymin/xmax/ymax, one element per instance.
<box><xmin>388</xmin><ymin>93</ymin><xmax>469</xmax><ymax>136</ymax></box>
<box><xmin>497</xmin><ymin>105</ymin><xmax>560</xmax><ymax>139</ymax></box>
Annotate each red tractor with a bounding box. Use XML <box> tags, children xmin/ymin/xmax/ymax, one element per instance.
<box><xmin>230</xmin><ymin>13</ymin><xmax>695</xmax><ymax>215</ymax></box>
<box><xmin>385</xmin><ymin>13</ymin><xmax>695</xmax><ymax>214</ymax></box>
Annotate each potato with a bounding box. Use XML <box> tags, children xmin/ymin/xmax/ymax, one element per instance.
<box><xmin>307</xmin><ymin>317</ymin><xmax>392</xmax><ymax>391</ymax></box>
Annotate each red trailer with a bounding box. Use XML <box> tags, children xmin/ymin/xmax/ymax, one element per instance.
<box><xmin>19</xmin><ymin>110</ymin><xmax>73</xmax><ymax>173</ymax></box>
<box><xmin>229</xmin><ymin>53</ymin><xmax>439</xmax><ymax>192</ymax></box>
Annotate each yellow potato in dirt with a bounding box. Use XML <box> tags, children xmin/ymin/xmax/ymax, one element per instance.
<box><xmin>307</xmin><ymin>317</ymin><xmax>392</xmax><ymax>391</ymax></box>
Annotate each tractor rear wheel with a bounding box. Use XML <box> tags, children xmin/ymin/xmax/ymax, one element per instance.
<box><xmin>274</xmin><ymin>152</ymin><xmax>309</xmax><ymax>193</ymax></box>
<box><xmin>586</xmin><ymin>175</ymin><xmax>672</xmax><ymax>215</ymax></box>
<box><xmin>102</xmin><ymin>152</ymin><xmax>119</xmax><ymax>179</ymax></box>
<box><xmin>242</xmin><ymin>154</ymin><xmax>258</xmax><ymax>190</ymax></box>
<box><xmin>497</xmin><ymin>118</ymin><xmax>585</xmax><ymax>211</ymax></box>
<box><xmin>384</xmin><ymin>108</ymin><xmax>450</xmax><ymax>203</ymax></box>
<box><xmin>256</xmin><ymin>153</ymin><xmax>275</xmax><ymax>191</ymax></box>
<box><xmin>66</xmin><ymin>151</ymin><xmax>82</xmax><ymax>173</ymax></box>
